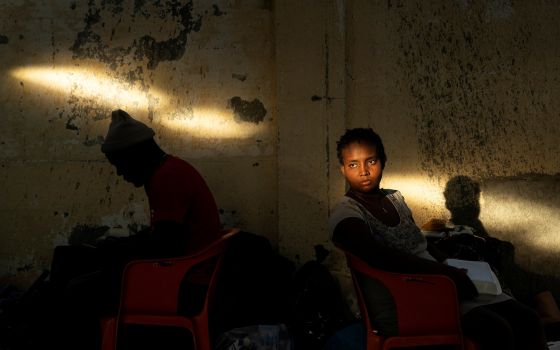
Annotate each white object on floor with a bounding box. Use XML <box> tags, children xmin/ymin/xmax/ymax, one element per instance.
<box><xmin>445</xmin><ymin>258</ymin><xmax>502</xmax><ymax>295</ymax></box>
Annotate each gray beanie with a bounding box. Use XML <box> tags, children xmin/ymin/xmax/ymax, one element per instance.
<box><xmin>101</xmin><ymin>109</ymin><xmax>155</xmax><ymax>153</ymax></box>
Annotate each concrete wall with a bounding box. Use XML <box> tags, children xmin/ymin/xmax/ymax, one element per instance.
<box><xmin>1</xmin><ymin>0</ymin><xmax>560</xmax><ymax>288</ymax></box>
<box><xmin>276</xmin><ymin>0</ymin><xmax>346</xmax><ymax>266</ymax></box>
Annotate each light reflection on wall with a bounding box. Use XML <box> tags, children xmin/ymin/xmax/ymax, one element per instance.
<box><xmin>382</xmin><ymin>174</ymin><xmax>445</xmax><ymax>213</ymax></box>
<box><xmin>158</xmin><ymin>106</ymin><xmax>262</xmax><ymax>139</ymax></box>
<box><xmin>10</xmin><ymin>66</ymin><xmax>167</xmax><ymax>110</ymax></box>
<box><xmin>385</xmin><ymin>174</ymin><xmax>560</xmax><ymax>255</ymax></box>
<box><xmin>481</xmin><ymin>195</ymin><xmax>560</xmax><ymax>253</ymax></box>
<box><xmin>10</xmin><ymin>66</ymin><xmax>261</xmax><ymax>139</ymax></box>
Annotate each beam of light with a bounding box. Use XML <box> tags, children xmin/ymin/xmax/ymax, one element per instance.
<box><xmin>382</xmin><ymin>173</ymin><xmax>446</xmax><ymax>210</ymax></box>
<box><xmin>157</xmin><ymin>106</ymin><xmax>264</xmax><ymax>139</ymax></box>
<box><xmin>481</xmin><ymin>195</ymin><xmax>560</xmax><ymax>253</ymax></box>
<box><xmin>10</xmin><ymin>65</ymin><xmax>264</xmax><ymax>139</ymax></box>
<box><xmin>10</xmin><ymin>66</ymin><xmax>168</xmax><ymax>110</ymax></box>
<box><xmin>383</xmin><ymin>174</ymin><xmax>560</xmax><ymax>255</ymax></box>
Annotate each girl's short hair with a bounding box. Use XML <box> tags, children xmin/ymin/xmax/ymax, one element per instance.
<box><xmin>336</xmin><ymin>128</ymin><xmax>387</xmax><ymax>168</ymax></box>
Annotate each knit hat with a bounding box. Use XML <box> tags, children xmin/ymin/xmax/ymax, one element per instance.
<box><xmin>101</xmin><ymin>109</ymin><xmax>155</xmax><ymax>153</ymax></box>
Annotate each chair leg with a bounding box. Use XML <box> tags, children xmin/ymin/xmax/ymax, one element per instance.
<box><xmin>464</xmin><ymin>337</ymin><xmax>479</xmax><ymax>350</ymax></box>
<box><xmin>100</xmin><ymin>317</ymin><xmax>117</xmax><ymax>350</ymax></box>
<box><xmin>192</xmin><ymin>323</ymin><xmax>211</xmax><ymax>350</ymax></box>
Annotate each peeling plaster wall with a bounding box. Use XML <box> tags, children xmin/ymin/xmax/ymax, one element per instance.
<box><xmin>346</xmin><ymin>0</ymin><xmax>560</xmax><ymax>277</ymax></box>
<box><xmin>0</xmin><ymin>0</ymin><xmax>276</xmax><ymax>287</ymax></box>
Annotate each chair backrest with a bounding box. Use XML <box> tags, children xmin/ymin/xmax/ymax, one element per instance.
<box><xmin>343</xmin><ymin>250</ymin><xmax>463</xmax><ymax>337</ymax></box>
<box><xmin>118</xmin><ymin>228</ymin><xmax>239</xmax><ymax>316</ymax></box>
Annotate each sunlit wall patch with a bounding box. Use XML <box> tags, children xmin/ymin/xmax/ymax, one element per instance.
<box><xmin>383</xmin><ymin>173</ymin><xmax>560</xmax><ymax>254</ymax></box>
<box><xmin>10</xmin><ymin>65</ymin><xmax>168</xmax><ymax>111</ymax></box>
<box><xmin>157</xmin><ymin>105</ymin><xmax>263</xmax><ymax>139</ymax></box>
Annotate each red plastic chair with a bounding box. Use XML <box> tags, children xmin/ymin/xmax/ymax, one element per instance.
<box><xmin>100</xmin><ymin>228</ymin><xmax>239</xmax><ymax>350</ymax></box>
<box><xmin>342</xmin><ymin>249</ymin><xmax>478</xmax><ymax>350</ymax></box>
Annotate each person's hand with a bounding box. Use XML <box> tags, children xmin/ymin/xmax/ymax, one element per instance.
<box><xmin>449</xmin><ymin>267</ymin><xmax>478</xmax><ymax>301</ymax></box>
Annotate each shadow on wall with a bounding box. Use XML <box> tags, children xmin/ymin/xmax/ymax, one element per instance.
<box><xmin>443</xmin><ymin>175</ymin><xmax>560</xmax><ymax>302</ymax></box>
<box><xmin>443</xmin><ymin>175</ymin><xmax>487</xmax><ymax>237</ymax></box>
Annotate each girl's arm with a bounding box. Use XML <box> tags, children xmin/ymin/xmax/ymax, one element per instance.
<box><xmin>333</xmin><ymin>217</ymin><xmax>478</xmax><ymax>301</ymax></box>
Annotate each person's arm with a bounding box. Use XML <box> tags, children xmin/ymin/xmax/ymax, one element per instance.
<box><xmin>427</xmin><ymin>242</ymin><xmax>449</xmax><ymax>262</ymax></box>
<box><xmin>147</xmin><ymin>220</ymin><xmax>187</xmax><ymax>257</ymax></box>
<box><xmin>333</xmin><ymin>217</ymin><xmax>478</xmax><ymax>301</ymax></box>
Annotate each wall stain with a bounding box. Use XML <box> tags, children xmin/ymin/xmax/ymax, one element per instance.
<box><xmin>228</xmin><ymin>96</ymin><xmax>267</xmax><ymax>124</ymax></box>
<box><xmin>390</xmin><ymin>2</ymin><xmax>557</xmax><ymax>178</ymax></box>
<box><xmin>212</xmin><ymin>4</ymin><xmax>225</xmax><ymax>16</ymax></box>
<box><xmin>65</xmin><ymin>116</ymin><xmax>79</xmax><ymax>132</ymax></box>
<box><xmin>0</xmin><ymin>35</ymin><xmax>8</xmax><ymax>44</ymax></box>
<box><xmin>61</xmin><ymin>1</ymin><xmax>206</xmax><ymax>140</ymax></box>
<box><xmin>83</xmin><ymin>135</ymin><xmax>105</xmax><ymax>147</ymax></box>
<box><xmin>232</xmin><ymin>73</ymin><xmax>247</xmax><ymax>81</ymax></box>
<box><xmin>61</xmin><ymin>95</ymin><xmax>108</xmax><ymax>134</ymax></box>
<box><xmin>70</xmin><ymin>0</ymin><xmax>202</xmax><ymax>70</ymax></box>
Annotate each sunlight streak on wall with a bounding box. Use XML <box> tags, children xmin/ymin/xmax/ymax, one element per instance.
<box><xmin>157</xmin><ymin>106</ymin><xmax>263</xmax><ymax>139</ymax></box>
<box><xmin>384</xmin><ymin>174</ymin><xmax>560</xmax><ymax>254</ymax></box>
<box><xmin>482</xmin><ymin>195</ymin><xmax>560</xmax><ymax>252</ymax></box>
<box><xmin>382</xmin><ymin>174</ymin><xmax>445</xmax><ymax>208</ymax></box>
<box><xmin>10</xmin><ymin>65</ymin><xmax>263</xmax><ymax>139</ymax></box>
<box><xmin>11</xmin><ymin>66</ymin><xmax>167</xmax><ymax>110</ymax></box>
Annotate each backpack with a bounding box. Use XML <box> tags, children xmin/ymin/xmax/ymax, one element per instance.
<box><xmin>212</xmin><ymin>231</ymin><xmax>296</xmax><ymax>335</ymax></box>
<box><xmin>291</xmin><ymin>245</ymin><xmax>351</xmax><ymax>349</ymax></box>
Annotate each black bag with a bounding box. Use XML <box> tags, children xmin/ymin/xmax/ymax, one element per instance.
<box><xmin>212</xmin><ymin>231</ymin><xmax>296</xmax><ymax>335</ymax></box>
<box><xmin>291</xmin><ymin>245</ymin><xmax>350</xmax><ymax>350</ymax></box>
<box><xmin>433</xmin><ymin>233</ymin><xmax>486</xmax><ymax>261</ymax></box>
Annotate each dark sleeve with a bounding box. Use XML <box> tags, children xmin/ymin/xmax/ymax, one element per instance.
<box><xmin>427</xmin><ymin>242</ymin><xmax>449</xmax><ymax>262</ymax></box>
<box><xmin>333</xmin><ymin>217</ymin><xmax>478</xmax><ymax>301</ymax></box>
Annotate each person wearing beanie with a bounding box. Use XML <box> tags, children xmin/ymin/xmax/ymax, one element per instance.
<box><xmin>100</xmin><ymin>109</ymin><xmax>221</xmax><ymax>255</ymax></box>
<box><xmin>47</xmin><ymin>109</ymin><xmax>221</xmax><ymax>350</ymax></box>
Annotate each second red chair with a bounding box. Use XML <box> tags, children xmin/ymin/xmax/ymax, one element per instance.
<box><xmin>100</xmin><ymin>228</ymin><xmax>239</xmax><ymax>350</ymax></box>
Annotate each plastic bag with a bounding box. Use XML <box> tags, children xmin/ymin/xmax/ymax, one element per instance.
<box><xmin>215</xmin><ymin>324</ymin><xmax>293</xmax><ymax>350</ymax></box>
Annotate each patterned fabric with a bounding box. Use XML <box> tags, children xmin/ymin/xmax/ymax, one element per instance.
<box><xmin>329</xmin><ymin>189</ymin><xmax>433</xmax><ymax>260</ymax></box>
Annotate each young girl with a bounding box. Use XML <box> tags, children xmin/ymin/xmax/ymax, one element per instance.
<box><xmin>329</xmin><ymin>128</ymin><xmax>548</xmax><ymax>350</ymax></box>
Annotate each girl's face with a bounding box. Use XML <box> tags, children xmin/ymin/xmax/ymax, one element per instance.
<box><xmin>340</xmin><ymin>141</ymin><xmax>383</xmax><ymax>193</ymax></box>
